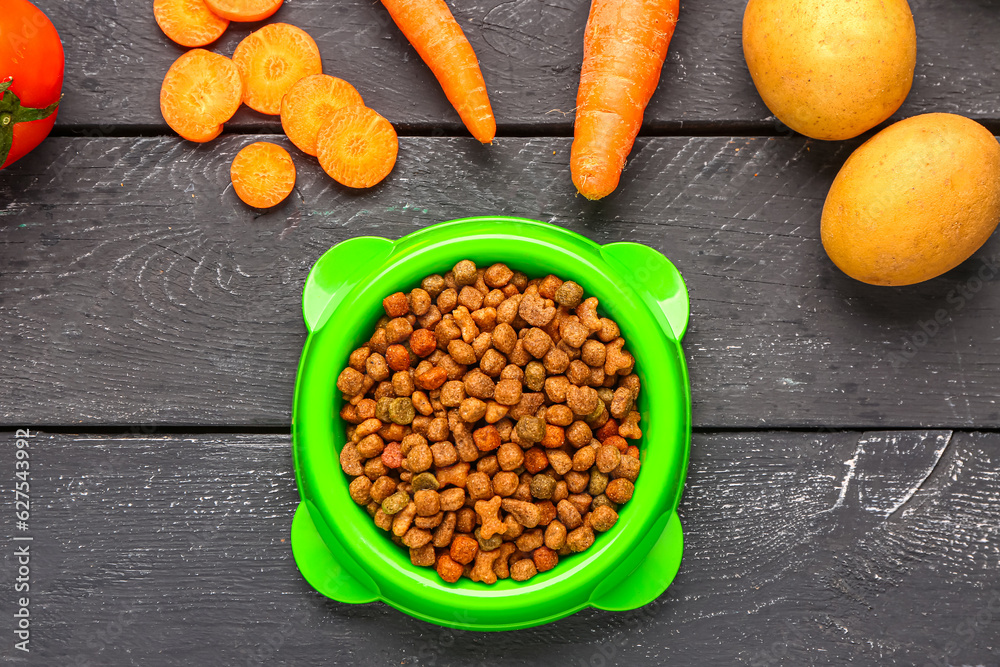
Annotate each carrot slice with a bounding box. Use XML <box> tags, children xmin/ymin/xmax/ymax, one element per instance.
<box><xmin>230</xmin><ymin>142</ymin><xmax>296</xmax><ymax>208</ymax></box>
<box><xmin>280</xmin><ymin>74</ymin><xmax>364</xmax><ymax>156</ymax></box>
<box><xmin>232</xmin><ymin>23</ymin><xmax>322</xmax><ymax>115</ymax></box>
<box><xmin>203</xmin><ymin>0</ymin><xmax>283</xmax><ymax>22</ymax></box>
<box><xmin>160</xmin><ymin>49</ymin><xmax>243</xmax><ymax>143</ymax></box>
<box><xmin>316</xmin><ymin>106</ymin><xmax>398</xmax><ymax>189</ymax></box>
<box><xmin>154</xmin><ymin>0</ymin><xmax>229</xmax><ymax>47</ymax></box>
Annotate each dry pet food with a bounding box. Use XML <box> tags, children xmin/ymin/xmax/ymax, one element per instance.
<box><xmin>336</xmin><ymin>260</ymin><xmax>643</xmax><ymax>584</ymax></box>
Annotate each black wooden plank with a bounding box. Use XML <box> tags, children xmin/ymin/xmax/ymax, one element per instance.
<box><xmin>3</xmin><ymin>430</ymin><xmax>997</xmax><ymax>665</ymax></box>
<box><xmin>4</xmin><ymin>134</ymin><xmax>1000</xmax><ymax>428</ymax></box>
<box><xmin>36</xmin><ymin>0</ymin><xmax>1000</xmax><ymax>132</ymax></box>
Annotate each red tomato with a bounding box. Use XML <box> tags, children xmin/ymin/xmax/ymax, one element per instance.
<box><xmin>0</xmin><ymin>0</ymin><xmax>64</xmax><ymax>169</ymax></box>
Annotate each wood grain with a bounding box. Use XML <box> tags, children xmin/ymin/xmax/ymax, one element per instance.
<box><xmin>35</xmin><ymin>0</ymin><xmax>1000</xmax><ymax>133</ymax></box>
<box><xmin>4</xmin><ymin>134</ymin><xmax>1000</xmax><ymax>428</ymax></box>
<box><xmin>4</xmin><ymin>430</ymin><xmax>997</xmax><ymax>665</ymax></box>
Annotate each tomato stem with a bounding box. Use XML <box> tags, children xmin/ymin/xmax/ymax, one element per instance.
<box><xmin>0</xmin><ymin>77</ymin><xmax>61</xmax><ymax>166</ymax></box>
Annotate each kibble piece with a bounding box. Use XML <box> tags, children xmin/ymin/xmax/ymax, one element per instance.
<box><xmin>556</xmin><ymin>498</ymin><xmax>583</xmax><ymax>529</ymax></box>
<box><xmin>473</xmin><ymin>424</ymin><xmax>502</xmax><ymax>452</ymax></box>
<box><xmin>402</xmin><ymin>527</ymin><xmax>432</xmax><ymax>548</ymax></box>
<box><xmin>384</xmin><ymin>318</ymin><xmax>414</xmax><ymax>345</ymax></box>
<box><xmin>415</xmin><ymin>367</ymin><xmax>448</xmax><ymax>391</ymax></box>
<box><xmin>501</xmin><ymin>498</ymin><xmax>541</xmax><ymax>528</ymax></box>
<box><xmin>554</xmin><ymin>281</ymin><xmax>584</xmax><ymax>308</ymax></box>
<box><xmin>544</xmin><ymin>520</ymin><xmax>568</xmax><ymax>550</ymax></box>
<box><xmin>496</xmin><ymin>442</ymin><xmax>524</xmax><ymax>471</ymax></box>
<box><xmin>456</xmin><ymin>509</ymin><xmax>477</xmax><ymax>535</ymax></box>
<box><xmin>515</xmin><ymin>528</ymin><xmax>545</xmax><ymax>552</ymax></box>
<box><xmin>559</xmin><ymin>319</ymin><xmax>589</xmax><ymax>348</ymax></box>
<box><xmin>466</xmin><ymin>471</ymin><xmax>493</xmax><ymax>502</ymax></box>
<box><xmin>437</xmin><ymin>287</ymin><xmax>458</xmax><ymax>313</ymax></box>
<box><xmin>422</xmin><ymin>274</ymin><xmax>446</xmax><ymax>297</ymax></box>
<box><xmin>440</xmin><ymin>380</ymin><xmax>466</xmax><ymax>407</ymax></box>
<box><xmin>463</xmin><ymin>369</ymin><xmax>495</xmax><ymax>400</ymax></box>
<box><xmin>566</xmin><ymin>421</ymin><xmax>593</xmax><ymax>447</ymax></box>
<box><xmin>453</xmin><ymin>260</ymin><xmax>477</xmax><ymax>286</ymax></box>
<box><xmin>619</xmin><ymin>411</ymin><xmax>642</xmax><ymax>440</ymax></box>
<box><xmin>447</xmin><ymin>339</ymin><xmax>477</xmax><ymax>365</ymax></box>
<box><xmin>438</xmin><ymin>487</ymin><xmax>466</xmax><ymax>512</ymax></box>
<box><xmin>436</xmin><ymin>462</ymin><xmax>469</xmax><ymax>488</ymax></box>
<box><xmin>544</xmin><ymin>376</ymin><xmax>570</xmax><ymax>404</ymax></box>
<box><xmin>596</xmin><ymin>443</ymin><xmax>622</xmax><ymax>474</ymax></box>
<box><xmin>511</xmin><ymin>558</ymin><xmax>538</xmax><ymax>582</ymax></box>
<box><xmin>475</xmin><ymin>496</ymin><xmax>506</xmax><ymax>539</ymax></box>
<box><xmin>588</xmin><ymin>470</ymin><xmax>609</xmax><ymax>496</ymax></box>
<box><xmin>613</xmin><ymin>455</ymin><xmax>641</xmax><ymax>482</ymax></box>
<box><xmin>590</xmin><ymin>505</ymin><xmax>619</xmax><ymax>532</ymax></box>
<box><xmin>337</xmin><ymin>367</ymin><xmax>365</xmax><ymax>396</ymax></box>
<box><xmin>530</xmin><ymin>474</ymin><xmax>557</xmax><ymax>500</ymax></box>
<box><xmin>519</xmin><ymin>292</ymin><xmax>557</xmax><ymax>327</ymax></box>
<box><xmin>604</xmin><ymin>337</ymin><xmax>635</xmax><ymax>376</ymax></box>
<box><xmin>348</xmin><ymin>476</ymin><xmax>372</xmax><ymax>505</ymax></box>
<box><xmin>382</xmin><ymin>491</ymin><xmax>411</xmax><ymax>515</ymax></box>
<box><xmin>572</xmin><ymin>446</ymin><xmax>596</xmax><ymax>472</ymax></box>
<box><xmin>436</xmin><ymin>553</ymin><xmax>464</xmax><ymax>583</ymax></box>
<box><xmin>522</xmin><ymin>328</ymin><xmax>553</xmax><ymax>358</ymax></box>
<box><xmin>411</xmin><ymin>472</ymin><xmax>440</xmax><ymax>492</ymax></box>
<box><xmin>546</xmin><ymin>450</ymin><xmax>573</xmax><ymax>476</ymax></box>
<box><xmin>533</xmin><ymin>546</ymin><xmax>559</xmax><ymax>573</ymax></box>
<box><xmin>409</xmin><ymin>329</ymin><xmax>437</xmax><ymax>357</ymax></box>
<box><xmin>388</xmin><ymin>397</ymin><xmax>415</xmax><ymax>425</ymax></box>
<box><xmin>458</xmin><ymin>286</ymin><xmax>484</xmax><ymax>311</ymax></box>
<box><xmin>542</xmin><ymin>347</ymin><xmax>570</xmax><ymax>376</ymax></box>
<box><xmin>516</xmin><ymin>416</ymin><xmax>546</xmax><ymax>444</ymax></box>
<box><xmin>383</xmin><ymin>292</ymin><xmax>410</xmax><ymax>317</ymax></box>
<box><xmin>566</xmin><ymin>525</ymin><xmax>595</xmax><ymax>552</ymax></box>
<box><xmin>581</xmin><ymin>339</ymin><xmax>607</xmax><ymax>367</ymax></box>
<box><xmin>339</xmin><ymin>442</ymin><xmax>364</xmax><ymax>476</ymax></box>
<box><xmin>605</xmin><ymin>478</ymin><xmax>635</xmax><ymax>504</ymax></box>
<box><xmin>457</xmin><ymin>397</ymin><xmax>487</xmax><ymax>423</ymax></box>
<box><xmin>403</xmin><ymin>443</ymin><xmax>433</xmax><ymax>473</ymax></box>
<box><xmin>370</xmin><ymin>475</ymin><xmax>398</xmax><ymax>503</ymax></box>
<box><xmin>523</xmin><ymin>447</ymin><xmax>549</xmax><ymax>474</ymax></box>
<box><xmin>470</xmin><ymin>548</ymin><xmax>501</xmax><ymax>584</ymax></box>
<box><xmin>413</xmin><ymin>489</ymin><xmax>441</xmax><ymax>516</ymax></box>
<box><xmin>450</xmin><ymin>534</ymin><xmax>479</xmax><ymax>565</ymax></box>
<box><xmin>493</xmin><ymin>378</ymin><xmax>522</xmax><ymax>406</ymax></box>
<box><xmin>478</xmin><ymin>349</ymin><xmax>506</xmax><ymax>377</ymax></box>
<box><xmin>484</xmin><ymin>401</ymin><xmax>509</xmax><ymax>424</ymax></box>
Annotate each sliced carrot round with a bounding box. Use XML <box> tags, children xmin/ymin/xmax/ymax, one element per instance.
<box><xmin>316</xmin><ymin>105</ymin><xmax>398</xmax><ymax>189</ymax></box>
<box><xmin>280</xmin><ymin>74</ymin><xmax>364</xmax><ymax>156</ymax></box>
<box><xmin>203</xmin><ymin>0</ymin><xmax>283</xmax><ymax>22</ymax></box>
<box><xmin>154</xmin><ymin>0</ymin><xmax>229</xmax><ymax>47</ymax></box>
<box><xmin>232</xmin><ymin>23</ymin><xmax>322</xmax><ymax>116</ymax></box>
<box><xmin>160</xmin><ymin>49</ymin><xmax>244</xmax><ymax>143</ymax></box>
<box><xmin>231</xmin><ymin>142</ymin><xmax>296</xmax><ymax>208</ymax></box>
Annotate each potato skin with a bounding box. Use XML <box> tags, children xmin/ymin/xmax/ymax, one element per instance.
<box><xmin>821</xmin><ymin>113</ymin><xmax>1000</xmax><ymax>286</ymax></box>
<box><xmin>742</xmin><ymin>0</ymin><xmax>916</xmax><ymax>141</ymax></box>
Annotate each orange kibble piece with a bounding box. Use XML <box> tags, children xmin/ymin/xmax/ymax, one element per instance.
<box><xmin>230</xmin><ymin>142</ymin><xmax>296</xmax><ymax>208</ymax></box>
<box><xmin>233</xmin><ymin>23</ymin><xmax>322</xmax><ymax>115</ymax></box>
<box><xmin>154</xmin><ymin>0</ymin><xmax>229</xmax><ymax>47</ymax></box>
<box><xmin>316</xmin><ymin>105</ymin><xmax>398</xmax><ymax>189</ymax></box>
<box><xmin>281</xmin><ymin>74</ymin><xmax>364</xmax><ymax>156</ymax></box>
<box><xmin>160</xmin><ymin>49</ymin><xmax>243</xmax><ymax>143</ymax></box>
<box><xmin>203</xmin><ymin>0</ymin><xmax>283</xmax><ymax>22</ymax></box>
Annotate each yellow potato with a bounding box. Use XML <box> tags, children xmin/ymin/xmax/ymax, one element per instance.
<box><xmin>822</xmin><ymin>113</ymin><xmax>1000</xmax><ymax>286</ymax></box>
<box><xmin>743</xmin><ymin>0</ymin><xmax>916</xmax><ymax>141</ymax></box>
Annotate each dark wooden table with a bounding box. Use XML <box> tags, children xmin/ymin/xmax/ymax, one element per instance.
<box><xmin>3</xmin><ymin>0</ymin><xmax>1000</xmax><ymax>664</ymax></box>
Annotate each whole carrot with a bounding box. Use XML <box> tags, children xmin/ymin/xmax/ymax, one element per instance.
<box><xmin>380</xmin><ymin>0</ymin><xmax>496</xmax><ymax>144</ymax></box>
<box><xmin>571</xmin><ymin>0</ymin><xmax>680</xmax><ymax>200</ymax></box>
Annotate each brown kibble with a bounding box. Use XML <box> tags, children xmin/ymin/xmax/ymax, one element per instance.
<box><xmin>493</xmin><ymin>379</ymin><xmax>522</xmax><ymax>406</ymax></box>
<box><xmin>566</xmin><ymin>525</ymin><xmax>595</xmax><ymax>552</ymax></box>
<box><xmin>448</xmin><ymin>412</ymin><xmax>478</xmax><ymax>462</ymax></box>
<box><xmin>543</xmin><ymin>347</ymin><xmax>570</xmax><ymax>375</ymax></box>
<box><xmin>590</xmin><ymin>505</ymin><xmax>619</xmax><ymax>532</ymax></box>
<box><xmin>605</xmin><ymin>478</ymin><xmax>635</xmax><ymax>504</ymax></box>
<box><xmin>537</xmin><ymin>275</ymin><xmax>563</xmax><ymax>299</ymax></box>
<box><xmin>556</xmin><ymin>499</ymin><xmax>582</xmax><ymax>529</ymax></box>
<box><xmin>340</xmin><ymin>403</ymin><xmax>361</xmax><ymax>424</ymax></box>
<box><xmin>370</xmin><ymin>475</ymin><xmax>398</xmax><ymax>503</ymax></box>
<box><xmin>546</xmin><ymin>449</ymin><xmax>573</xmax><ymax>476</ymax></box>
<box><xmin>596</xmin><ymin>444</ymin><xmax>622</xmax><ymax>474</ymax></box>
<box><xmin>553</xmin><ymin>281</ymin><xmax>584</xmax><ymax>308</ymax></box>
<box><xmin>475</xmin><ymin>496</ymin><xmax>506</xmax><ymax>539</ymax></box>
<box><xmin>484</xmin><ymin>263</ymin><xmax>514</xmax><ymax>288</ymax></box>
<box><xmin>402</xmin><ymin>527</ymin><xmax>432</xmax><ymax>548</ymax></box>
<box><xmin>522</xmin><ymin>328</ymin><xmax>553</xmax><ymax>358</ymax></box>
<box><xmin>530</xmin><ymin>474</ymin><xmax>557</xmax><ymax>500</ymax></box>
<box><xmin>532</xmin><ymin>546</ymin><xmax>558</xmax><ymax>573</ymax></box>
<box><xmin>384</xmin><ymin>317</ymin><xmax>414</xmax><ymax>345</ymax></box>
<box><xmin>559</xmin><ymin>319</ymin><xmax>589</xmax><ymax>348</ymax></box>
<box><xmin>410</xmin><ymin>543</ymin><xmax>436</xmax><ymax>567</ymax></box>
<box><xmin>403</xmin><ymin>443</ymin><xmax>433</xmax><ymax>473</ymax></box>
<box><xmin>436</xmin><ymin>553</ymin><xmax>464</xmax><ymax>583</ymax></box>
<box><xmin>415</xmin><ymin>367</ymin><xmax>448</xmax><ymax>391</ymax></box>
<box><xmin>458</xmin><ymin>285</ymin><xmax>484</xmax><ymax>311</ymax></box>
<box><xmin>411</xmin><ymin>392</ymin><xmax>433</xmax><ymax>418</ymax></box>
<box><xmin>466</xmin><ymin>471</ymin><xmax>493</xmax><ymax>502</ymax></box>
<box><xmin>408</xmin><ymin>288</ymin><xmax>432</xmax><ymax>316</ymax></box>
<box><xmin>439</xmin><ymin>487</ymin><xmax>466</xmax><ymax>512</ymax></box>
<box><xmin>456</xmin><ymin>397</ymin><xmax>486</xmax><ymax>423</ymax></box>
<box><xmin>568</xmin><ymin>493</ymin><xmax>593</xmax><ymax>515</ymax></box>
<box><xmin>383</xmin><ymin>292</ymin><xmax>409</xmax><ymax>318</ymax></box>
<box><xmin>349</xmin><ymin>476</ymin><xmax>372</xmax><ymax>505</ymax></box>
<box><xmin>619</xmin><ymin>411</ymin><xmax>642</xmax><ymax>440</ymax></box>
<box><xmin>447</xmin><ymin>339</ymin><xmax>477</xmax><ymax>365</ymax></box>
<box><xmin>473</xmin><ymin>424</ymin><xmax>502</xmax><ymax>452</ymax></box>
<box><xmin>501</xmin><ymin>498</ymin><xmax>541</xmax><ymax>528</ymax></box>
<box><xmin>356</xmin><ymin>433</ymin><xmax>385</xmax><ymax>458</ymax></box>
<box><xmin>491</xmin><ymin>322</ymin><xmax>517</xmax><ymax>355</ymax></box>
<box><xmin>426</xmin><ymin>416</ymin><xmax>450</xmax><ymax>442</ymax></box>
<box><xmin>610</xmin><ymin>386</ymin><xmax>634</xmax><ymax>420</ymax></box>
<box><xmin>437</xmin><ymin>287</ymin><xmax>458</xmax><ymax>313</ymax></box>
<box><xmin>492</xmin><ymin>471</ymin><xmax>520</xmax><ymax>496</ymax></box>
<box><xmin>374</xmin><ymin>508</ymin><xmax>392</xmax><ymax>531</ymax></box>
<box><xmin>522</xmin><ymin>361</ymin><xmax>545</xmax><ymax>392</ymax></box>
<box><xmin>364</xmin><ymin>457</ymin><xmax>389</xmax><ymax>480</ymax></box>
<box><xmin>544</xmin><ymin>520</ymin><xmax>568</xmax><ymax>550</ymax></box>
<box><xmin>436</xmin><ymin>461</ymin><xmax>469</xmax><ymax>488</ymax></box>
<box><xmin>613</xmin><ymin>455</ymin><xmax>641</xmax><ymax>482</ymax></box>
<box><xmin>515</xmin><ymin>528</ymin><xmax>544</xmax><ymax>552</ymax></box>
<box><xmin>566</xmin><ymin>421</ymin><xmax>593</xmax><ymax>447</ymax></box>
<box><xmin>450</xmin><ymin>534</ymin><xmax>479</xmax><ymax>565</ymax></box>
<box><xmin>493</xmin><ymin>542</ymin><xmax>516</xmax><ymax>579</ymax></box>
<box><xmin>597</xmin><ymin>317</ymin><xmax>620</xmax><ymax>342</ymax></box>
<box><xmin>604</xmin><ymin>337</ymin><xmax>635</xmax><ymax>376</ymax></box>
<box><xmin>440</xmin><ymin>380</ymin><xmax>465</xmax><ymax>407</ymax></box>
<box><xmin>546</xmin><ymin>404</ymin><xmax>574</xmax><ymax>427</ymax></box>
<box><xmin>433</xmin><ymin>511</ymin><xmax>457</xmax><ymax>547</ymax></box>
<box><xmin>581</xmin><ymin>340</ymin><xmax>607</xmax><ymax>368</ymax></box>
<box><xmin>497</xmin><ymin>442</ymin><xmax>525</xmax><ymax>471</ymax></box>
<box><xmin>337</xmin><ymin>367</ymin><xmax>365</xmax><ymax>396</ymax></box>
<box><xmin>418</xmin><ymin>305</ymin><xmax>442</xmax><ymax>330</ymax></box>
<box><xmin>470</xmin><ymin>548</ymin><xmax>501</xmax><ymax>584</ymax></box>
<box><xmin>540</xmin><ymin>424</ymin><xmax>565</xmax><ymax>449</ymax></box>
<box><xmin>392</xmin><ymin>502</ymin><xmax>418</xmax><ymax>536</ymax></box>
<box><xmin>392</xmin><ymin>371</ymin><xmax>415</xmax><ymax>398</ymax></box>
<box><xmin>567</xmin><ymin>385</ymin><xmax>600</xmax><ymax>416</ymax></box>
<box><xmin>510</xmin><ymin>558</ymin><xmax>538</xmax><ymax>582</ymax></box>
<box><xmin>484</xmin><ymin>401</ymin><xmax>509</xmax><ymax>423</ymax></box>
<box><xmin>519</xmin><ymin>290</ymin><xmax>557</xmax><ymax>327</ymax></box>
<box><xmin>414</xmin><ymin>511</ymin><xmax>443</xmax><ymax>530</ymax></box>
<box><xmin>544</xmin><ymin>376</ymin><xmax>570</xmax><ymax>404</ymax></box>
<box><xmin>421</xmin><ymin>274</ymin><xmax>446</xmax><ymax>298</ymax></box>
<box><xmin>413</xmin><ymin>489</ymin><xmax>441</xmax><ymax>516</ymax></box>
<box><xmin>339</xmin><ymin>442</ymin><xmax>364</xmax><ymax>476</ymax></box>
<box><xmin>452</xmin><ymin>259</ymin><xmax>477</xmax><ymax>286</ymax></box>
<box><xmin>507</xmin><ymin>339</ymin><xmax>530</xmax><ymax>366</ymax></box>
<box><xmin>572</xmin><ymin>446</ymin><xmax>596</xmax><ymax>471</ymax></box>
<box><xmin>348</xmin><ymin>346</ymin><xmax>371</xmax><ymax>372</ymax></box>
<box><xmin>463</xmin><ymin>369</ymin><xmax>495</xmax><ymax>400</ymax></box>
<box><xmin>478</xmin><ymin>349</ymin><xmax>506</xmax><ymax>377</ymax></box>
<box><xmin>453</xmin><ymin>307</ymin><xmax>479</xmax><ymax>343</ymax></box>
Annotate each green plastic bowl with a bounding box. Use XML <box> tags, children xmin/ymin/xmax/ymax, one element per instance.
<box><xmin>290</xmin><ymin>216</ymin><xmax>691</xmax><ymax>631</ymax></box>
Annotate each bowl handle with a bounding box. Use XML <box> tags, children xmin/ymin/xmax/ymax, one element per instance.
<box><xmin>291</xmin><ymin>502</ymin><xmax>380</xmax><ymax>604</ymax></box>
<box><xmin>303</xmin><ymin>236</ymin><xmax>395</xmax><ymax>332</ymax></box>
<box><xmin>589</xmin><ymin>510</ymin><xmax>684</xmax><ymax>612</ymax></box>
<box><xmin>600</xmin><ymin>242</ymin><xmax>690</xmax><ymax>340</ymax></box>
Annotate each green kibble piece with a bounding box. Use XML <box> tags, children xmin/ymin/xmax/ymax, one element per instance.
<box><xmin>411</xmin><ymin>472</ymin><xmax>440</xmax><ymax>492</ymax></box>
<box><xmin>382</xmin><ymin>491</ymin><xmax>410</xmax><ymax>515</ymax></box>
<box><xmin>524</xmin><ymin>361</ymin><xmax>546</xmax><ymax>392</ymax></box>
<box><xmin>583</xmin><ymin>400</ymin><xmax>607</xmax><ymax>426</ymax></box>
<box><xmin>592</xmin><ymin>494</ymin><xmax>617</xmax><ymax>511</ymax></box>
<box><xmin>530</xmin><ymin>474</ymin><xmax>557</xmax><ymax>500</ymax></box>
<box><xmin>589</xmin><ymin>470</ymin><xmax>609</xmax><ymax>496</ymax></box>
<box><xmin>474</xmin><ymin>527</ymin><xmax>503</xmax><ymax>551</ymax></box>
<box><xmin>516</xmin><ymin>416</ymin><xmax>546</xmax><ymax>444</ymax></box>
<box><xmin>375</xmin><ymin>397</ymin><xmax>393</xmax><ymax>422</ymax></box>
<box><xmin>388</xmin><ymin>397</ymin><xmax>415</xmax><ymax>425</ymax></box>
